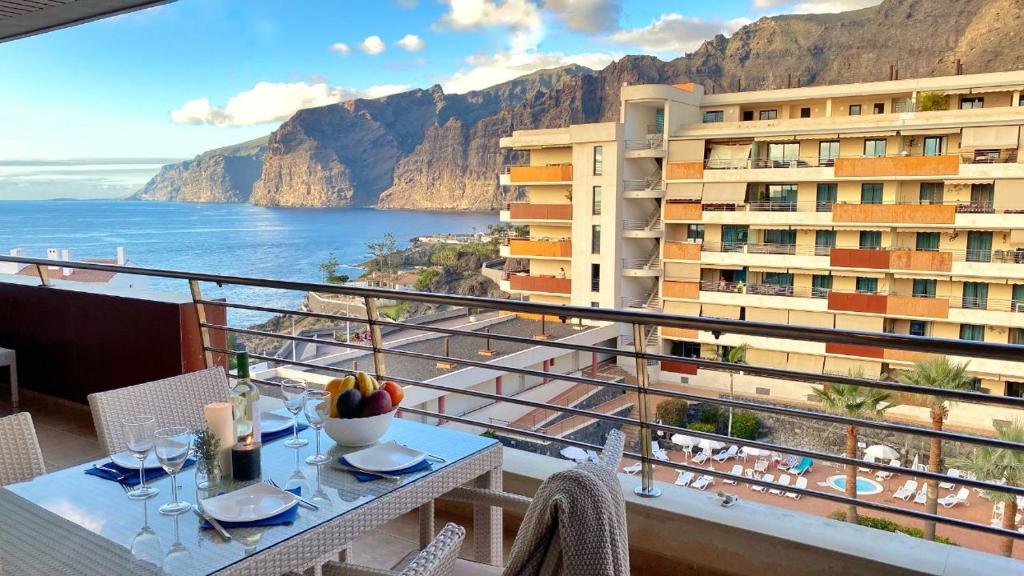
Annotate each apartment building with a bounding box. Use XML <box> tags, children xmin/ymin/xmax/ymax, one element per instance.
<box><xmin>500</xmin><ymin>71</ymin><xmax>1024</xmax><ymax>430</ymax></box>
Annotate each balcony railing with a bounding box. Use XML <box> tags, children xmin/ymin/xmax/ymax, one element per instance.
<box><xmin>502</xmin><ymin>164</ymin><xmax>573</xmax><ymax>183</ymax></box>
<box><xmin>504</xmin><ymin>237</ymin><xmax>573</xmax><ymax>258</ymax></box>
<box><xmin>506</xmin><ymin>203</ymin><xmax>572</xmax><ymax>221</ymax></box>
<box><xmin>507</xmin><ymin>274</ymin><xmax>571</xmax><ymax>294</ymax></box>
<box><xmin>2</xmin><ymin>254</ymin><xmax>1023</xmax><ymax>554</ymax></box>
<box><xmin>625</xmin><ymin>136</ymin><xmax>663</xmax><ymax>151</ymax></box>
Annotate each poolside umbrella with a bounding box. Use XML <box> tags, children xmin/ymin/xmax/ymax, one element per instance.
<box><xmin>699</xmin><ymin>439</ymin><xmax>726</xmax><ymax>452</ymax></box>
<box><xmin>743</xmin><ymin>447</ymin><xmax>767</xmax><ymax>457</ymax></box>
<box><xmin>865</xmin><ymin>445</ymin><xmax>899</xmax><ymax>461</ymax></box>
<box><xmin>560</xmin><ymin>446</ymin><xmax>589</xmax><ymax>462</ymax></box>
<box><xmin>670</xmin><ymin>434</ymin><xmax>694</xmax><ymax>447</ymax></box>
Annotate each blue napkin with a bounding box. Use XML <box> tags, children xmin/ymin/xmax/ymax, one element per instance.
<box><xmin>199</xmin><ymin>487</ymin><xmax>302</xmax><ymax>529</ymax></box>
<box><xmin>86</xmin><ymin>458</ymin><xmax>196</xmax><ymax>487</ymax></box>
<box><xmin>338</xmin><ymin>456</ymin><xmax>432</xmax><ymax>482</ymax></box>
<box><xmin>262</xmin><ymin>422</ymin><xmax>309</xmax><ymax>444</ymax></box>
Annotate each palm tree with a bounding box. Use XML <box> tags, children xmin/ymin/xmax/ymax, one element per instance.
<box><xmin>950</xmin><ymin>420</ymin><xmax>1024</xmax><ymax>557</ymax></box>
<box><xmin>812</xmin><ymin>377</ymin><xmax>895</xmax><ymax>524</ymax></box>
<box><xmin>718</xmin><ymin>344</ymin><xmax>748</xmax><ymax>437</ymax></box>
<box><xmin>899</xmin><ymin>357</ymin><xmax>973</xmax><ymax>541</ymax></box>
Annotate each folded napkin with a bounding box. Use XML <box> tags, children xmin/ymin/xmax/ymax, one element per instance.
<box><xmin>338</xmin><ymin>456</ymin><xmax>432</xmax><ymax>482</ymax></box>
<box><xmin>262</xmin><ymin>422</ymin><xmax>309</xmax><ymax>444</ymax></box>
<box><xmin>199</xmin><ymin>487</ymin><xmax>302</xmax><ymax>530</ymax></box>
<box><xmin>86</xmin><ymin>458</ymin><xmax>196</xmax><ymax>487</ymax></box>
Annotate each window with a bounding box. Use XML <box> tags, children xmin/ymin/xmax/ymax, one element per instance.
<box><xmin>966</xmin><ymin>231</ymin><xmax>992</xmax><ymax>263</ymax></box>
<box><xmin>818</xmin><ymin>140</ymin><xmax>840</xmax><ymax>165</ymax></box>
<box><xmin>849</xmin><ymin>104</ymin><xmax>862</xmax><ymax>116</ymax></box>
<box><xmin>864</xmin><ymin>138</ymin><xmax>887</xmax><ymax>157</ymax></box>
<box><xmin>742</xmin><ymin>110</ymin><xmax>754</xmax><ymax>121</ymax></box>
<box><xmin>590</xmin><ymin>301</ymin><xmax>600</xmax><ymax>308</ymax></box>
<box><xmin>591</xmin><ymin>225</ymin><xmax>601</xmax><ymax>254</ymax></box>
<box><xmin>909</xmin><ymin>320</ymin><xmax>929</xmax><ymax>337</ymax></box>
<box><xmin>654</xmin><ymin>109</ymin><xmax>665</xmax><ymax>133</ymax></box>
<box><xmin>815</xmin><ymin>230</ymin><xmax>836</xmax><ymax>256</ymax></box>
<box><xmin>861</xmin><ymin>183</ymin><xmax>883</xmax><ymax>204</ymax></box>
<box><xmin>767</xmin><ymin>143</ymin><xmax>800</xmax><ymax>166</ymax></box>
<box><xmin>1007</xmin><ymin>381</ymin><xmax>1024</xmax><ymax>398</ymax></box>
<box><xmin>759</xmin><ymin>109</ymin><xmax>778</xmax><ymax>120</ymax></box>
<box><xmin>721</xmin><ymin>226</ymin><xmax>748</xmax><ymax>252</ymax></box>
<box><xmin>686</xmin><ymin>224</ymin><xmax>705</xmax><ymax>241</ymax></box>
<box><xmin>856</xmin><ymin>277</ymin><xmax>878</xmax><ymax>293</ymax></box>
<box><xmin>960</xmin><ymin>96</ymin><xmax>984</xmax><ymax>110</ymax></box>
<box><xmin>959</xmin><ymin>324</ymin><xmax>984</xmax><ymax>341</ymax></box>
<box><xmin>916</xmin><ymin>232</ymin><xmax>940</xmax><ymax>251</ymax></box>
<box><xmin>859</xmin><ymin>231</ymin><xmax>882</xmax><ymax>249</ymax></box>
<box><xmin>590</xmin><ymin>264</ymin><xmax>600</xmax><ymax>292</ymax></box>
<box><xmin>800</xmin><ymin>107</ymin><xmax>811</xmax><ymax>118</ymax></box>
<box><xmin>1011</xmin><ymin>328</ymin><xmax>1024</xmax><ymax>345</ymax></box>
<box><xmin>919</xmin><ymin>182</ymin><xmax>944</xmax><ymax>204</ymax></box>
<box><xmin>766</xmin><ymin>183</ymin><xmax>797</xmax><ymax>209</ymax></box>
<box><xmin>1013</xmin><ymin>284</ymin><xmax>1024</xmax><ymax>312</ymax></box>
<box><xmin>922</xmin><ymin>136</ymin><xmax>944</xmax><ymax>157</ymax></box>
<box><xmin>912</xmin><ymin>279</ymin><xmax>936</xmax><ymax>298</ymax></box>
<box><xmin>962</xmin><ymin>282</ymin><xmax>989</xmax><ymax>309</ymax></box>
<box><xmin>703</xmin><ymin>110</ymin><xmax>724</xmax><ymax>123</ymax></box>
<box><xmin>812</xmin><ymin>275</ymin><xmax>832</xmax><ymax>298</ymax></box>
<box><xmin>816</xmin><ymin>183</ymin><xmax>837</xmax><ymax>212</ymax></box>
<box><xmin>970</xmin><ymin>183</ymin><xmax>994</xmax><ymax>211</ymax></box>
<box><xmin>763</xmin><ymin>273</ymin><xmax>794</xmax><ymax>294</ymax></box>
<box><xmin>873</xmin><ymin>103</ymin><xmax>885</xmax><ymax>114</ymax></box>
<box><xmin>763</xmin><ymin>229</ymin><xmax>796</xmax><ymax>251</ymax></box>
<box><xmin>592</xmin><ymin>186</ymin><xmax>602</xmax><ymax>215</ymax></box>
<box><xmin>592</xmin><ymin>145</ymin><xmax>603</xmax><ymax>175</ymax></box>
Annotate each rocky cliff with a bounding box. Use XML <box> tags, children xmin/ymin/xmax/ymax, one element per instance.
<box><xmin>138</xmin><ymin>0</ymin><xmax>1024</xmax><ymax>210</ymax></box>
<box><xmin>132</xmin><ymin>137</ymin><xmax>267</xmax><ymax>203</ymax></box>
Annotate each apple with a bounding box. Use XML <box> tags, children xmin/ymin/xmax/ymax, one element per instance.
<box><xmin>359</xmin><ymin>389</ymin><xmax>394</xmax><ymax>418</ymax></box>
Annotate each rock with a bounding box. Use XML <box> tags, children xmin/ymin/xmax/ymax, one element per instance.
<box><xmin>131</xmin><ymin>137</ymin><xmax>266</xmax><ymax>203</ymax></box>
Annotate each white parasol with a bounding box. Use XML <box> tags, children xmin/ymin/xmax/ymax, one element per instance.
<box><xmin>559</xmin><ymin>446</ymin><xmax>589</xmax><ymax>462</ymax></box>
<box><xmin>699</xmin><ymin>438</ymin><xmax>726</xmax><ymax>452</ymax></box>
<box><xmin>865</xmin><ymin>445</ymin><xmax>899</xmax><ymax>461</ymax></box>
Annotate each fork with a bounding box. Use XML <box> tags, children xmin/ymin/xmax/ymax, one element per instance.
<box><xmin>265</xmin><ymin>478</ymin><xmax>320</xmax><ymax>510</ymax></box>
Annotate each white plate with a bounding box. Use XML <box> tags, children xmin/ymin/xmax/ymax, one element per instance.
<box><xmin>261</xmin><ymin>411</ymin><xmax>293</xmax><ymax>435</ymax></box>
<box><xmin>110</xmin><ymin>451</ymin><xmax>161</xmax><ymax>470</ymax></box>
<box><xmin>201</xmin><ymin>483</ymin><xmax>299</xmax><ymax>523</ymax></box>
<box><xmin>344</xmin><ymin>441</ymin><xmax>426</xmax><ymax>472</ymax></box>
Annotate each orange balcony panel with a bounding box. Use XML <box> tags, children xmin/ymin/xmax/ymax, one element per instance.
<box><xmin>830</xmin><ymin>248</ymin><xmax>891</xmax><ymax>269</ymax></box>
<box><xmin>508</xmin><ymin>275</ymin><xmax>571</xmax><ymax>294</ymax></box>
<box><xmin>833</xmin><ymin>204</ymin><xmax>955</xmax><ymax>224</ymax></box>
<box><xmin>663</xmin><ymin>241</ymin><xmax>702</xmax><ymax>261</ymax></box>
<box><xmin>663</xmin><ymin>280</ymin><xmax>700</xmax><ymax>299</ymax></box>
<box><xmin>661</xmin><ymin>327</ymin><xmax>699</xmax><ymax>340</ymax></box>
<box><xmin>508</xmin><ymin>203</ymin><xmax>572</xmax><ymax>220</ymax></box>
<box><xmin>664</xmin><ymin>202</ymin><xmax>702</xmax><ymax>221</ymax></box>
<box><xmin>666</xmin><ymin>161</ymin><xmax>704</xmax><ymax>180</ymax></box>
<box><xmin>509</xmin><ymin>239</ymin><xmax>572</xmax><ymax>258</ymax></box>
<box><xmin>885</xmin><ymin>348</ymin><xmax>940</xmax><ymax>364</ymax></box>
<box><xmin>886</xmin><ymin>295</ymin><xmax>949</xmax><ymax>319</ymax></box>
<box><xmin>832</xmin><ymin>204</ymin><xmax>895</xmax><ymax>223</ymax></box>
<box><xmin>827</xmin><ymin>342</ymin><xmax>885</xmax><ymax>359</ymax></box>
<box><xmin>894</xmin><ymin>204</ymin><xmax>955</xmax><ymax>224</ymax></box>
<box><xmin>509</xmin><ymin>164</ymin><xmax>572</xmax><ymax>183</ymax></box>
<box><xmin>889</xmin><ymin>250</ymin><xmax>953</xmax><ymax>272</ymax></box>
<box><xmin>834</xmin><ymin>155</ymin><xmax>960</xmax><ymax>178</ymax></box>
<box><xmin>661</xmin><ymin>360</ymin><xmax>698</xmax><ymax>375</ymax></box>
<box><xmin>828</xmin><ymin>292</ymin><xmax>888</xmax><ymax>314</ymax></box>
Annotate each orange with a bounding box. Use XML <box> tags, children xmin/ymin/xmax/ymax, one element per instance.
<box><xmin>381</xmin><ymin>381</ymin><xmax>404</xmax><ymax>407</ymax></box>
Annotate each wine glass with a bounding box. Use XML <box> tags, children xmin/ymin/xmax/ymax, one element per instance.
<box><xmin>163</xmin><ymin>513</ymin><xmax>192</xmax><ymax>573</ymax></box>
<box><xmin>123</xmin><ymin>415</ymin><xmax>159</xmax><ymax>500</ymax></box>
<box><xmin>304</xmin><ymin>389</ymin><xmax>331</xmax><ymax>465</ymax></box>
<box><xmin>281</xmin><ymin>379</ymin><xmax>309</xmax><ymax>448</ymax></box>
<box><xmin>155</xmin><ymin>427</ymin><xmax>192</xmax><ymax>516</ymax></box>
<box><xmin>130</xmin><ymin>500</ymin><xmax>162</xmax><ymax>570</ymax></box>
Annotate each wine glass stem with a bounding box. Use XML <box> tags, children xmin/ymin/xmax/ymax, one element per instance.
<box><xmin>138</xmin><ymin>461</ymin><xmax>146</xmax><ymax>491</ymax></box>
<box><xmin>292</xmin><ymin>418</ymin><xmax>299</xmax><ymax>441</ymax></box>
<box><xmin>315</xmin><ymin>428</ymin><xmax>322</xmax><ymax>458</ymax></box>
<box><xmin>170</xmin><ymin>472</ymin><xmax>179</xmax><ymax>504</ymax></box>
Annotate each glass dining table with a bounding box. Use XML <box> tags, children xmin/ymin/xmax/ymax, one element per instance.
<box><xmin>0</xmin><ymin>418</ymin><xmax>503</xmax><ymax>575</ymax></box>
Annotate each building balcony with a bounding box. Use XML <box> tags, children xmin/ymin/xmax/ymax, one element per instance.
<box><xmin>832</xmin><ymin>203</ymin><xmax>956</xmax><ymax>225</ymax></box>
<box><xmin>662</xmin><ymin>279</ymin><xmax>700</xmax><ymax>300</ymax></box>
<box><xmin>505</xmin><ymin>238</ymin><xmax>572</xmax><ymax>258</ymax></box>
<box><xmin>827</xmin><ymin>291</ymin><xmax>950</xmax><ymax>319</ymax></box>
<box><xmin>501</xmin><ymin>164</ymin><xmax>573</xmax><ymax>184</ymax></box>
<box><xmin>660</xmin><ymin>327</ymin><xmax>699</xmax><ymax>341</ymax></box>
<box><xmin>663</xmin><ymin>241</ymin><xmax>702</xmax><ymax>261</ymax></box>
<box><xmin>827</xmin><ymin>291</ymin><xmax>889</xmax><ymax>314</ymax></box>
<box><xmin>834</xmin><ymin>154</ymin><xmax>960</xmax><ymax>177</ymax></box>
<box><xmin>663</xmin><ymin>202</ymin><xmax>702</xmax><ymax>221</ymax></box>
<box><xmin>506</xmin><ymin>203</ymin><xmax>572</xmax><ymax>222</ymax></box>
<box><xmin>623</xmin><ymin>179</ymin><xmax>665</xmax><ymax>199</ymax></box>
<box><xmin>829</xmin><ymin>248</ymin><xmax>893</xmax><ymax>270</ymax></box>
<box><xmin>665</xmin><ymin>161</ymin><xmax>704</xmax><ymax>180</ymax></box>
<box><xmin>507</xmin><ymin>274</ymin><xmax>571</xmax><ymax>294</ymax></box>
<box><xmin>622</xmin><ymin>257</ymin><xmax>662</xmax><ymax>277</ymax></box>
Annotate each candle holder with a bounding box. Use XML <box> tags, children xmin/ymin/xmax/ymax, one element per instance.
<box><xmin>231</xmin><ymin>442</ymin><xmax>261</xmax><ymax>482</ymax></box>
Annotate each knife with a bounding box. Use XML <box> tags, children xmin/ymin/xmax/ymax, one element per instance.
<box><xmin>193</xmin><ymin>503</ymin><xmax>232</xmax><ymax>541</ymax></box>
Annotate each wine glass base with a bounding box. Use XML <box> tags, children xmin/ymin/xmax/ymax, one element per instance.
<box><xmin>127</xmin><ymin>485</ymin><xmax>159</xmax><ymax>500</ymax></box>
<box><xmin>284</xmin><ymin>437</ymin><xmax>309</xmax><ymax>448</ymax></box>
<box><xmin>306</xmin><ymin>453</ymin><xmax>331</xmax><ymax>466</ymax></box>
<box><xmin>159</xmin><ymin>501</ymin><xmax>192</xmax><ymax>516</ymax></box>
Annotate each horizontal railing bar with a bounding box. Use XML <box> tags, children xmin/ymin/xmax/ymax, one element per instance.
<box><xmin>5</xmin><ymin>255</ymin><xmax>1021</xmax><ymax>362</ymax></box>
<box><xmin>204</xmin><ymin>323</ymin><xmax>375</xmax><ymax>353</ymax></box>
<box><xmin>197</xmin><ymin>299</ymin><xmax>370</xmax><ymax>325</ymax></box>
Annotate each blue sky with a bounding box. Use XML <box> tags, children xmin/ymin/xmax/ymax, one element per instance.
<box><xmin>0</xmin><ymin>0</ymin><xmax>880</xmax><ymax>160</ymax></box>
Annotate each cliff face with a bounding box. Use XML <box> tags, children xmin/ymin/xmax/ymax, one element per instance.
<box><xmin>132</xmin><ymin>137</ymin><xmax>267</xmax><ymax>203</ymax></box>
<box><xmin>138</xmin><ymin>0</ymin><xmax>1024</xmax><ymax>210</ymax></box>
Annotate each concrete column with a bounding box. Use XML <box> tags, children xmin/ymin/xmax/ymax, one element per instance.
<box><xmin>495</xmin><ymin>376</ymin><xmax>503</xmax><ymax>396</ymax></box>
<box><xmin>437</xmin><ymin>396</ymin><xmax>446</xmax><ymax>425</ymax></box>
<box><xmin>592</xmin><ymin>351</ymin><xmax>598</xmax><ymax>375</ymax></box>
<box><xmin>825</xmin><ymin>98</ymin><xmax>833</xmax><ymax>118</ymax></box>
<box><xmin>1014</xmin><ymin>90</ymin><xmax>1021</xmax><ymax>107</ymax></box>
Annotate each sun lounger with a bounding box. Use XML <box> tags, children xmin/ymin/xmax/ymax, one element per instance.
<box><xmin>723</xmin><ymin>464</ymin><xmax>743</xmax><ymax>485</ymax></box>
<box><xmin>770</xmin><ymin>474</ymin><xmax>791</xmax><ymax>496</ymax></box>
<box><xmin>893</xmin><ymin>479</ymin><xmax>917</xmax><ymax>501</ymax></box>
<box><xmin>623</xmin><ymin>462</ymin><xmax>642</xmax><ymax>475</ymax></box>
<box><xmin>674</xmin><ymin>470</ymin><xmax>695</xmax><ymax>487</ymax></box>
<box><xmin>754</xmin><ymin>458</ymin><xmax>769</xmax><ymax>474</ymax></box>
<box><xmin>913</xmin><ymin>486</ymin><xmax>928</xmax><ymax>505</ymax></box>
<box><xmin>858</xmin><ymin>454</ymin><xmax>876</xmax><ymax>473</ymax></box>
<box><xmin>713</xmin><ymin>445</ymin><xmax>739</xmax><ymax>463</ymax></box>
<box><xmin>790</xmin><ymin>456</ymin><xmax>813</xmax><ymax>476</ymax></box>
<box><xmin>692</xmin><ymin>475</ymin><xmax>714</xmax><ymax>490</ymax></box>
<box><xmin>939</xmin><ymin>487</ymin><xmax>970</xmax><ymax>508</ymax></box>
<box><xmin>752</xmin><ymin>473</ymin><xmax>774</xmax><ymax>493</ymax></box>
<box><xmin>939</xmin><ymin>468</ymin><xmax>960</xmax><ymax>490</ymax></box>
<box><xmin>786</xmin><ymin>476</ymin><xmax>808</xmax><ymax>499</ymax></box>
<box><xmin>692</xmin><ymin>449</ymin><xmax>710</xmax><ymax>465</ymax></box>
<box><xmin>652</xmin><ymin>441</ymin><xmax>671</xmax><ymax>462</ymax></box>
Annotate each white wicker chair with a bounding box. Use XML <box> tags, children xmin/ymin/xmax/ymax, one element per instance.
<box><xmin>87</xmin><ymin>367</ymin><xmax>231</xmax><ymax>454</ymax></box>
<box><xmin>313</xmin><ymin>523</ymin><xmax>466</xmax><ymax>576</ymax></box>
<box><xmin>0</xmin><ymin>412</ymin><xmax>46</xmax><ymax>485</ymax></box>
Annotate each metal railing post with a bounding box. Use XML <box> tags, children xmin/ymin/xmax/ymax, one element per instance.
<box><xmin>34</xmin><ymin>264</ymin><xmax>49</xmax><ymax>287</ymax></box>
<box><xmin>364</xmin><ymin>296</ymin><xmax>387</xmax><ymax>380</ymax></box>
<box><xmin>632</xmin><ymin>322</ymin><xmax>661</xmax><ymax>498</ymax></box>
<box><xmin>188</xmin><ymin>279</ymin><xmax>213</xmax><ymax>369</ymax></box>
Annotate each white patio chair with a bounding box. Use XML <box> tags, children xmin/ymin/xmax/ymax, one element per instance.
<box><xmin>913</xmin><ymin>486</ymin><xmax>928</xmax><ymax>505</ymax></box>
<box><xmin>770</xmin><ymin>474</ymin><xmax>791</xmax><ymax>496</ymax></box>
<box><xmin>754</xmin><ymin>458</ymin><xmax>769</xmax><ymax>474</ymax></box>
<box><xmin>752</xmin><ymin>473</ymin><xmax>774</xmax><ymax>493</ymax></box>
<box><xmin>723</xmin><ymin>464</ymin><xmax>743</xmax><ymax>485</ymax></box>
<box><xmin>713</xmin><ymin>445</ymin><xmax>738</xmax><ymax>463</ymax></box>
<box><xmin>674</xmin><ymin>470</ymin><xmax>695</xmax><ymax>487</ymax></box>
<box><xmin>651</xmin><ymin>441</ymin><xmax>670</xmax><ymax>462</ymax></box>
<box><xmin>691</xmin><ymin>449</ymin><xmax>710</xmax><ymax>465</ymax></box>
<box><xmin>319</xmin><ymin>522</ymin><xmax>466</xmax><ymax>576</ymax></box>
<box><xmin>691</xmin><ymin>475</ymin><xmax>714</xmax><ymax>491</ymax></box>
<box><xmin>939</xmin><ymin>487</ymin><xmax>970</xmax><ymax>508</ymax></box>
<box><xmin>0</xmin><ymin>412</ymin><xmax>46</xmax><ymax>485</ymax></box>
<box><xmin>786</xmin><ymin>476</ymin><xmax>808</xmax><ymax>499</ymax></box>
<box><xmin>87</xmin><ymin>366</ymin><xmax>231</xmax><ymax>454</ymax></box>
<box><xmin>622</xmin><ymin>462</ymin><xmax>642</xmax><ymax>475</ymax></box>
<box><xmin>875</xmin><ymin>458</ymin><xmax>900</xmax><ymax>480</ymax></box>
<box><xmin>893</xmin><ymin>480</ymin><xmax>917</xmax><ymax>501</ymax></box>
<box><xmin>858</xmin><ymin>454</ymin><xmax>875</xmax><ymax>473</ymax></box>
<box><xmin>939</xmin><ymin>468</ymin><xmax>961</xmax><ymax>491</ymax></box>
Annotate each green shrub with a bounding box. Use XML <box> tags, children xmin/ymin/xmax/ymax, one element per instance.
<box><xmin>699</xmin><ymin>405</ymin><xmax>722</xmax><ymax>425</ymax></box>
<box><xmin>828</xmin><ymin>511</ymin><xmax>957</xmax><ymax>545</ymax></box>
<box><xmin>686</xmin><ymin>422</ymin><xmax>716</xmax><ymax>433</ymax></box>
<box><xmin>729</xmin><ymin>412</ymin><xmax>761</xmax><ymax>440</ymax></box>
<box><xmin>917</xmin><ymin>92</ymin><xmax>948</xmax><ymax>112</ymax></box>
<box><xmin>656</xmin><ymin>399</ymin><xmax>689</xmax><ymax>427</ymax></box>
<box><xmin>414</xmin><ymin>268</ymin><xmax>440</xmax><ymax>291</ymax></box>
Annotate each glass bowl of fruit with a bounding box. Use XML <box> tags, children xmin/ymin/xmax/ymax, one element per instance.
<box><xmin>321</xmin><ymin>372</ymin><xmax>404</xmax><ymax>447</ymax></box>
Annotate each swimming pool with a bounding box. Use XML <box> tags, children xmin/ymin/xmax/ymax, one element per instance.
<box><xmin>826</xmin><ymin>474</ymin><xmax>884</xmax><ymax>496</ymax></box>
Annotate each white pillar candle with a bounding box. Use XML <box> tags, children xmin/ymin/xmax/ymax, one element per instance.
<box><xmin>204</xmin><ymin>402</ymin><xmax>235</xmax><ymax>477</ymax></box>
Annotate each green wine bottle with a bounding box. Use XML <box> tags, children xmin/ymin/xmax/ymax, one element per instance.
<box><xmin>231</xmin><ymin>350</ymin><xmax>262</xmax><ymax>446</ymax></box>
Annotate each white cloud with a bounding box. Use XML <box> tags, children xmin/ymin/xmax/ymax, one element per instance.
<box><xmin>396</xmin><ymin>34</ymin><xmax>426</xmax><ymax>52</ymax></box>
<box><xmin>436</xmin><ymin>0</ymin><xmax>543</xmax><ymax>52</ymax></box>
<box><xmin>611</xmin><ymin>13</ymin><xmax>748</xmax><ymax>55</ymax></box>
<box><xmin>544</xmin><ymin>0</ymin><xmax>621</xmax><ymax>33</ymax></box>
<box><xmin>360</xmin><ymin>35</ymin><xmax>386</xmax><ymax>55</ymax></box>
<box><xmin>441</xmin><ymin>49</ymin><xmax>614</xmax><ymax>94</ymax></box>
<box><xmin>329</xmin><ymin>42</ymin><xmax>351</xmax><ymax>55</ymax></box>
<box><xmin>170</xmin><ymin>81</ymin><xmax>411</xmax><ymax>126</ymax></box>
<box><xmin>752</xmin><ymin>0</ymin><xmax>882</xmax><ymax>12</ymax></box>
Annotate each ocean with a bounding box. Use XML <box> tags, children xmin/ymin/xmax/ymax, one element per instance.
<box><xmin>0</xmin><ymin>200</ymin><xmax>497</xmax><ymax>325</ymax></box>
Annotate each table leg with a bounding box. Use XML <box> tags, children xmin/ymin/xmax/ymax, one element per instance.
<box><xmin>10</xmin><ymin>358</ymin><xmax>17</xmax><ymax>412</ymax></box>
<box><xmin>473</xmin><ymin>467</ymin><xmax>503</xmax><ymax>566</ymax></box>
<box><xmin>419</xmin><ymin>501</ymin><xmax>435</xmax><ymax>549</ymax></box>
